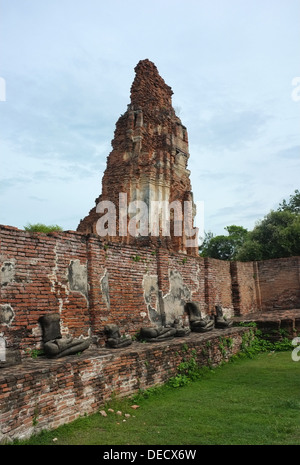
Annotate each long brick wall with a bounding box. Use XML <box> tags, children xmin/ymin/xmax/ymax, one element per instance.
<box><xmin>1</xmin><ymin>225</ymin><xmax>300</xmax><ymax>364</ymax></box>
<box><xmin>1</xmin><ymin>224</ymin><xmax>300</xmax><ymax>442</ymax></box>
<box><xmin>0</xmin><ymin>327</ymin><xmax>250</xmax><ymax>442</ymax></box>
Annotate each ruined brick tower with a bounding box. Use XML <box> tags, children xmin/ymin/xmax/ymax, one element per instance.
<box><xmin>77</xmin><ymin>59</ymin><xmax>198</xmax><ymax>255</ymax></box>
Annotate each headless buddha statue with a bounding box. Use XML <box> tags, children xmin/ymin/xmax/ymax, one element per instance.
<box><xmin>104</xmin><ymin>324</ymin><xmax>132</xmax><ymax>348</ymax></box>
<box><xmin>214</xmin><ymin>305</ymin><xmax>233</xmax><ymax>328</ymax></box>
<box><xmin>39</xmin><ymin>313</ymin><xmax>90</xmax><ymax>358</ymax></box>
<box><xmin>184</xmin><ymin>302</ymin><xmax>214</xmax><ymax>333</ymax></box>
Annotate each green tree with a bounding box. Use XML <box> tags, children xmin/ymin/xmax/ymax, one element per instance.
<box><xmin>236</xmin><ymin>210</ymin><xmax>300</xmax><ymax>261</ymax></box>
<box><xmin>200</xmin><ymin>190</ymin><xmax>300</xmax><ymax>262</ymax></box>
<box><xmin>198</xmin><ymin>231</ymin><xmax>214</xmax><ymax>257</ymax></box>
<box><xmin>199</xmin><ymin>225</ymin><xmax>248</xmax><ymax>260</ymax></box>
<box><xmin>278</xmin><ymin>189</ymin><xmax>300</xmax><ymax>214</ymax></box>
<box><xmin>24</xmin><ymin>223</ymin><xmax>63</xmax><ymax>233</ymax></box>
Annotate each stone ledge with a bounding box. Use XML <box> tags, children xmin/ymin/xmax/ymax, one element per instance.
<box><xmin>0</xmin><ymin>327</ymin><xmax>247</xmax><ymax>379</ymax></box>
<box><xmin>234</xmin><ymin>308</ymin><xmax>300</xmax><ymax>321</ymax></box>
<box><xmin>233</xmin><ymin>308</ymin><xmax>300</xmax><ymax>338</ymax></box>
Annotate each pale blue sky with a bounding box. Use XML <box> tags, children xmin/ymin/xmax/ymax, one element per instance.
<box><xmin>0</xmin><ymin>0</ymin><xmax>299</xmax><ymax>238</ymax></box>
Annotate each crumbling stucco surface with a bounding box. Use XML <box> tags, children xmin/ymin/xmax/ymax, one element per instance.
<box><xmin>142</xmin><ymin>274</ymin><xmax>162</xmax><ymax>324</ymax></box>
<box><xmin>1</xmin><ymin>261</ymin><xmax>15</xmax><ymax>286</ymax></box>
<box><xmin>163</xmin><ymin>269</ymin><xmax>191</xmax><ymax>325</ymax></box>
<box><xmin>100</xmin><ymin>270</ymin><xmax>110</xmax><ymax>310</ymax></box>
<box><xmin>68</xmin><ymin>260</ymin><xmax>88</xmax><ymax>299</ymax></box>
<box><xmin>143</xmin><ymin>269</ymin><xmax>192</xmax><ymax>325</ymax></box>
<box><xmin>0</xmin><ymin>304</ymin><xmax>14</xmax><ymax>326</ymax></box>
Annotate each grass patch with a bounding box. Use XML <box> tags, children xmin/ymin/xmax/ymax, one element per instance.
<box><xmin>13</xmin><ymin>351</ymin><xmax>300</xmax><ymax>445</ymax></box>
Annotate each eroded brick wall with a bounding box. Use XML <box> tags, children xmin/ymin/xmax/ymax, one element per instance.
<box><xmin>204</xmin><ymin>258</ymin><xmax>233</xmax><ymax>316</ymax></box>
<box><xmin>87</xmin><ymin>238</ymin><xmax>159</xmax><ymax>340</ymax></box>
<box><xmin>231</xmin><ymin>261</ymin><xmax>258</xmax><ymax>315</ymax></box>
<box><xmin>0</xmin><ymin>226</ymin><xmax>90</xmax><ymax>363</ymax></box>
<box><xmin>1</xmin><ymin>224</ymin><xmax>300</xmax><ymax>363</ymax></box>
<box><xmin>0</xmin><ymin>226</ymin><xmax>210</xmax><ymax>360</ymax></box>
<box><xmin>1</xmin><ymin>224</ymin><xmax>300</xmax><ymax>442</ymax></box>
<box><xmin>0</xmin><ymin>328</ymin><xmax>250</xmax><ymax>442</ymax></box>
<box><xmin>256</xmin><ymin>257</ymin><xmax>300</xmax><ymax>311</ymax></box>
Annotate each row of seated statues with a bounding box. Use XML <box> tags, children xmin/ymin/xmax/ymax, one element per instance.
<box><xmin>186</xmin><ymin>302</ymin><xmax>233</xmax><ymax>332</ymax></box>
<box><xmin>38</xmin><ymin>302</ymin><xmax>233</xmax><ymax>357</ymax></box>
<box><xmin>139</xmin><ymin>303</ymin><xmax>233</xmax><ymax>343</ymax></box>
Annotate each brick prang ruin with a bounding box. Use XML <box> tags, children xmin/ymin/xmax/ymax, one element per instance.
<box><xmin>77</xmin><ymin>59</ymin><xmax>197</xmax><ymax>255</ymax></box>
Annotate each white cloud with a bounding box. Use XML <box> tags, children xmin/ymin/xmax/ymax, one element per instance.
<box><xmin>0</xmin><ymin>0</ymin><xmax>299</xmax><ymax>235</ymax></box>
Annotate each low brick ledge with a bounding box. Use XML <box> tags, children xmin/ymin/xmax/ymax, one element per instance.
<box><xmin>1</xmin><ymin>326</ymin><xmax>250</xmax><ymax>442</ymax></box>
<box><xmin>234</xmin><ymin>308</ymin><xmax>300</xmax><ymax>321</ymax></box>
<box><xmin>234</xmin><ymin>308</ymin><xmax>300</xmax><ymax>337</ymax></box>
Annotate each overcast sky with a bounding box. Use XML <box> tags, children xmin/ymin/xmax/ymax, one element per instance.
<box><xmin>0</xmin><ymin>0</ymin><xmax>299</xmax><ymax>239</ymax></box>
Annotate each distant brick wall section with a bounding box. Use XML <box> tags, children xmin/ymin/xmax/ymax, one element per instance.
<box><xmin>256</xmin><ymin>257</ymin><xmax>300</xmax><ymax>311</ymax></box>
<box><xmin>0</xmin><ymin>327</ymin><xmax>250</xmax><ymax>442</ymax></box>
<box><xmin>231</xmin><ymin>261</ymin><xmax>258</xmax><ymax>316</ymax></box>
<box><xmin>204</xmin><ymin>258</ymin><xmax>233</xmax><ymax>315</ymax></box>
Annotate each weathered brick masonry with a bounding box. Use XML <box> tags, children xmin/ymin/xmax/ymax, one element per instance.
<box><xmin>1</xmin><ymin>224</ymin><xmax>300</xmax><ymax>441</ymax></box>
<box><xmin>256</xmin><ymin>257</ymin><xmax>300</xmax><ymax>311</ymax></box>
<box><xmin>0</xmin><ymin>328</ymin><xmax>250</xmax><ymax>441</ymax></box>
<box><xmin>0</xmin><ymin>225</ymin><xmax>91</xmax><ymax>364</ymax></box>
<box><xmin>230</xmin><ymin>261</ymin><xmax>258</xmax><ymax>316</ymax></box>
<box><xmin>77</xmin><ymin>59</ymin><xmax>198</xmax><ymax>256</ymax></box>
<box><xmin>1</xmin><ymin>224</ymin><xmax>300</xmax><ymax>361</ymax></box>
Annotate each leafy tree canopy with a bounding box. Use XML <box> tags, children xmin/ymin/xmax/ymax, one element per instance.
<box><xmin>200</xmin><ymin>189</ymin><xmax>300</xmax><ymax>261</ymax></box>
<box><xmin>236</xmin><ymin>209</ymin><xmax>300</xmax><ymax>261</ymax></box>
<box><xmin>24</xmin><ymin>223</ymin><xmax>63</xmax><ymax>233</ymax></box>
<box><xmin>199</xmin><ymin>225</ymin><xmax>248</xmax><ymax>260</ymax></box>
<box><xmin>278</xmin><ymin>189</ymin><xmax>300</xmax><ymax>214</ymax></box>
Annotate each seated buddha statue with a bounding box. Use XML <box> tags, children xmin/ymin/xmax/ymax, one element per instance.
<box><xmin>184</xmin><ymin>302</ymin><xmax>214</xmax><ymax>333</ymax></box>
<box><xmin>104</xmin><ymin>324</ymin><xmax>132</xmax><ymax>348</ymax></box>
<box><xmin>39</xmin><ymin>313</ymin><xmax>90</xmax><ymax>358</ymax></box>
<box><xmin>139</xmin><ymin>325</ymin><xmax>177</xmax><ymax>342</ymax></box>
<box><xmin>214</xmin><ymin>305</ymin><xmax>233</xmax><ymax>329</ymax></box>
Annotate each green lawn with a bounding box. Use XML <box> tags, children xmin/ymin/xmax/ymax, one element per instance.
<box><xmin>16</xmin><ymin>351</ymin><xmax>300</xmax><ymax>445</ymax></box>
